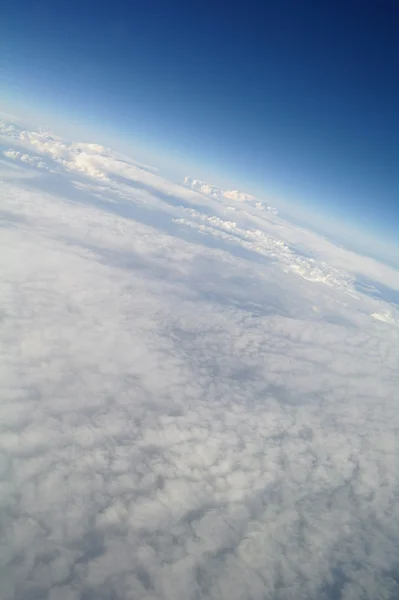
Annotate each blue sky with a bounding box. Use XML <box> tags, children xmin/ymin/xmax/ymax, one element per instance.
<box><xmin>1</xmin><ymin>0</ymin><xmax>398</xmax><ymax>242</ymax></box>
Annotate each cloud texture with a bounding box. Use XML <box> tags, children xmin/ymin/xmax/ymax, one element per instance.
<box><xmin>0</xmin><ymin>118</ymin><xmax>399</xmax><ymax>600</ymax></box>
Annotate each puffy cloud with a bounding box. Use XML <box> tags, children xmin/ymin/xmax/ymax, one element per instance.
<box><xmin>0</xmin><ymin>120</ymin><xmax>399</xmax><ymax>599</ymax></box>
<box><xmin>183</xmin><ymin>176</ymin><xmax>222</xmax><ymax>198</ymax></box>
<box><xmin>173</xmin><ymin>208</ymin><xmax>358</xmax><ymax>293</ymax></box>
<box><xmin>182</xmin><ymin>180</ymin><xmax>399</xmax><ymax>295</ymax></box>
<box><xmin>3</xmin><ymin>149</ymin><xmax>20</xmax><ymax>159</ymax></box>
<box><xmin>17</xmin><ymin>128</ymin><xmax>157</xmax><ymax>180</ymax></box>
<box><xmin>0</xmin><ymin>120</ymin><xmax>24</xmax><ymax>140</ymax></box>
<box><xmin>183</xmin><ymin>176</ymin><xmax>278</xmax><ymax>214</ymax></box>
<box><xmin>3</xmin><ymin>148</ymin><xmax>50</xmax><ymax>170</ymax></box>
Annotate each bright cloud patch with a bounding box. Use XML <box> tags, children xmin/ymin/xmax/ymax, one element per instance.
<box><xmin>370</xmin><ymin>310</ymin><xmax>398</xmax><ymax>324</ymax></box>
<box><xmin>183</xmin><ymin>175</ymin><xmax>278</xmax><ymax>214</ymax></box>
<box><xmin>1</xmin><ymin>117</ymin><xmax>399</xmax><ymax>600</ymax></box>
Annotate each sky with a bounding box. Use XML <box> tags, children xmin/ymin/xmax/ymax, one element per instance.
<box><xmin>1</xmin><ymin>0</ymin><xmax>398</xmax><ymax>238</ymax></box>
<box><xmin>1</xmin><ymin>4</ymin><xmax>399</xmax><ymax>596</ymax></box>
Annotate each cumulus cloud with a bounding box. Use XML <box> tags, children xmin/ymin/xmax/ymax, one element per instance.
<box><xmin>183</xmin><ymin>176</ymin><xmax>278</xmax><ymax>214</ymax></box>
<box><xmin>0</xmin><ymin>119</ymin><xmax>399</xmax><ymax>600</ymax></box>
<box><xmin>3</xmin><ymin>148</ymin><xmax>50</xmax><ymax>170</ymax></box>
<box><xmin>0</xmin><ymin>120</ymin><xmax>24</xmax><ymax>140</ymax></box>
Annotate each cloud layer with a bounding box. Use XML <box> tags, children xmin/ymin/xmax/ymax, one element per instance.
<box><xmin>1</xmin><ymin>118</ymin><xmax>399</xmax><ymax>599</ymax></box>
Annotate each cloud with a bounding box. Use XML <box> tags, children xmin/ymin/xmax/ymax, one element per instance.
<box><xmin>182</xmin><ymin>179</ymin><xmax>399</xmax><ymax>297</ymax></box>
<box><xmin>183</xmin><ymin>176</ymin><xmax>278</xmax><ymax>214</ymax></box>
<box><xmin>2</xmin><ymin>119</ymin><xmax>399</xmax><ymax>294</ymax></box>
<box><xmin>0</xmin><ymin>120</ymin><xmax>399</xmax><ymax>599</ymax></box>
<box><xmin>2</xmin><ymin>119</ymin><xmax>398</xmax><ymax>306</ymax></box>
<box><xmin>17</xmin><ymin>129</ymin><xmax>159</xmax><ymax>179</ymax></box>
<box><xmin>0</xmin><ymin>120</ymin><xmax>24</xmax><ymax>140</ymax></box>
<box><xmin>370</xmin><ymin>310</ymin><xmax>398</xmax><ymax>325</ymax></box>
<box><xmin>3</xmin><ymin>148</ymin><xmax>50</xmax><ymax>170</ymax></box>
<box><xmin>173</xmin><ymin>208</ymin><xmax>360</xmax><ymax>294</ymax></box>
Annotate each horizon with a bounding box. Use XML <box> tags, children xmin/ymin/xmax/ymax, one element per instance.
<box><xmin>2</xmin><ymin>0</ymin><xmax>398</xmax><ymax>246</ymax></box>
<box><xmin>1</xmin><ymin>101</ymin><xmax>398</xmax><ymax>271</ymax></box>
<box><xmin>2</xmin><ymin>3</ymin><xmax>399</xmax><ymax>599</ymax></box>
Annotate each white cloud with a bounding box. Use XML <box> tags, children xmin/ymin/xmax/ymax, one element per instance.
<box><xmin>182</xmin><ymin>178</ymin><xmax>399</xmax><ymax>295</ymax></box>
<box><xmin>183</xmin><ymin>176</ymin><xmax>278</xmax><ymax>214</ymax></box>
<box><xmin>3</xmin><ymin>149</ymin><xmax>20</xmax><ymax>159</ymax></box>
<box><xmin>172</xmin><ymin>208</ymin><xmax>361</xmax><ymax>296</ymax></box>
<box><xmin>0</xmin><ymin>120</ymin><xmax>23</xmax><ymax>140</ymax></box>
<box><xmin>2</xmin><ymin>120</ymin><xmax>398</xmax><ymax>294</ymax></box>
<box><xmin>3</xmin><ymin>148</ymin><xmax>50</xmax><ymax>170</ymax></box>
<box><xmin>0</xmin><ymin>119</ymin><xmax>399</xmax><ymax>599</ymax></box>
<box><xmin>370</xmin><ymin>310</ymin><xmax>398</xmax><ymax>324</ymax></box>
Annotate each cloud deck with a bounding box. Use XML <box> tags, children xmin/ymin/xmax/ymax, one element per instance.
<box><xmin>0</xmin><ymin>119</ymin><xmax>398</xmax><ymax>600</ymax></box>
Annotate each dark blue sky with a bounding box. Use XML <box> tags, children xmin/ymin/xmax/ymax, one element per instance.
<box><xmin>2</xmin><ymin>0</ymin><xmax>398</xmax><ymax>240</ymax></box>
